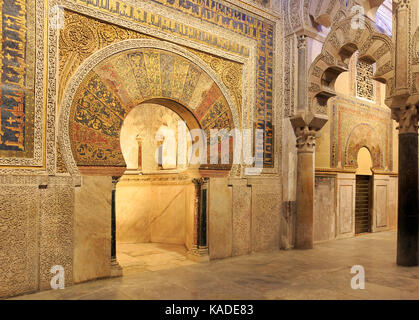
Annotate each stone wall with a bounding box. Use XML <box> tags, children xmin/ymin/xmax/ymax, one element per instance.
<box><xmin>0</xmin><ymin>176</ymin><xmax>74</xmax><ymax>298</ymax></box>
<box><xmin>208</xmin><ymin>177</ymin><xmax>282</xmax><ymax>259</ymax></box>
<box><xmin>0</xmin><ymin>0</ymin><xmax>282</xmax><ymax>298</ymax></box>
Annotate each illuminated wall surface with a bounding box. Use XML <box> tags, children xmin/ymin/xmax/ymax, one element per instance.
<box><xmin>0</xmin><ymin>0</ymin><xmax>403</xmax><ymax>299</ymax></box>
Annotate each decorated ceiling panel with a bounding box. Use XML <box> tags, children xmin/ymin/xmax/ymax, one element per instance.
<box><xmin>70</xmin><ymin>48</ymin><xmax>233</xmax><ymax>166</ymax></box>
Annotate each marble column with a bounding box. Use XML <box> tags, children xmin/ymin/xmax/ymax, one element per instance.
<box><xmin>157</xmin><ymin>137</ymin><xmax>164</xmax><ymax>169</ymax></box>
<box><xmin>110</xmin><ymin>176</ymin><xmax>123</xmax><ymax>276</ymax></box>
<box><xmin>188</xmin><ymin>177</ymin><xmax>209</xmax><ymax>261</ymax></box>
<box><xmin>136</xmin><ymin>136</ymin><xmax>142</xmax><ymax>171</ymax></box>
<box><xmin>295</xmin><ymin>126</ymin><xmax>317</xmax><ymax>249</ymax></box>
<box><xmin>393</xmin><ymin>105</ymin><xmax>419</xmax><ymax>266</ymax></box>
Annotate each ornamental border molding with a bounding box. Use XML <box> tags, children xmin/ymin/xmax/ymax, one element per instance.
<box><xmin>0</xmin><ymin>0</ymin><xmax>45</xmax><ymax>169</ymax></box>
<box><xmin>58</xmin><ymin>39</ymin><xmax>242</xmax><ymax>177</ymax></box>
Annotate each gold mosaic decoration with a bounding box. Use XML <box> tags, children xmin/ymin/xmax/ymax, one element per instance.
<box><xmin>69</xmin><ymin>48</ymin><xmax>234</xmax><ymax>166</ymax></box>
<box><xmin>59</xmin><ymin>11</ymin><xmax>242</xmax><ymax>123</ymax></box>
<box><xmin>58</xmin><ymin>11</ymin><xmax>153</xmax><ymax>107</ymax></box>
<box><xmin>187</xmin><ymin>47</ymin><xmax>243</xmax><ymax>126</ymax></box>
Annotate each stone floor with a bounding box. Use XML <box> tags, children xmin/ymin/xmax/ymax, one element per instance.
<box><xmin>117</xmin><ymin>242</ymin><xmax>196</xmax><ymax>275</ymax></box>
<box><xmin>10</xmin><ymin>231</ymin><xmax>419</xmax><ymax>300</ymax></box>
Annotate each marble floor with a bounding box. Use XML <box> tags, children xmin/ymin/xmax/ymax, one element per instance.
<box><xmin>116</xmin><ymin>242</ymin><xmax>197</xmax><ymax>275</ymax></box>
<box><xmin>10</xmin><ymin>231</ymin><xmax>419</xmax><ymax>300</ymax></box>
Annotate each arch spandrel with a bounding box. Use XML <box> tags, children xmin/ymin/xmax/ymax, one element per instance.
<box><xmin>59</xmin><ymin>40</ymin><xmax>239</xmax><ymax>176</ymax></box>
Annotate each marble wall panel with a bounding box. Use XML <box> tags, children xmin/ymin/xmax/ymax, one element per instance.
<box><xmin>184</xmin><ymin>183</ymin><xmax>196</xmax><ymax>251</ymax></box>
<box><xmin>116</xmin><ymin>183</ymin><xmax>152</xmax><ymax>243</ymax></box>
<box><xmin>388</xmin><ymin>176</ymin><xmax>398</xmax><ymax>229</ymax></box>
<box><xmin>116</xmin><ymin>181</ymin><xmax>194</xmax><ymax>247</ymax></box>
<box><xmin>336</xmin><ymin>174</ymin><xmax>355</xmax><ymax>237</ymax></box>
<box><xmin>151</xmin><ymin>186</ymin><xmax>186</xmax><ymax>245</ymax></box>
<box><xmin>373</xmin><ymin>175</ymin><xmax>390</xmax><ymax>231</ymax></box>
<box><xmin>208</xmin><ymin>178</ymin><xmax>233</xmax><ymax>259</ymax></box>
<box><xmin>314</xmin><ymin>175</ymin><xmax>336</xmax><ymax>242</ymax></box>
<box><xmin>74</xmin><ymin>176</ymin><xmax>112</xmax><ymax>283</ymax></box>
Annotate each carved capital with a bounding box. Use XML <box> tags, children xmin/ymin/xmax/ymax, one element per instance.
<box><xmin>393</xmin><ymin>0</ymin><xmax>410</xmax><ymax>11</ymax></box>
<box><xmin>296</xmin><ymin>126</ymin><xmax>318</xmax><ymax>152</ymax></box>
<box><xmin>192</xmin><ymin>177</ymin><xmax>209</xmax><ymax>187</ymax></box>
<box><xmin>111</xmin><ymin>176</ymin><xmax>121</xmax><ymax>190</ymax></box>
<box><xmin>392</xmin><ymin>105</ymin><xmax>419</xmax><ymax>134</ymax></box>
<box><xmin>297</xmin><ymin>35</ymin><xmax>307</xmax><ymax>50</ymax></box>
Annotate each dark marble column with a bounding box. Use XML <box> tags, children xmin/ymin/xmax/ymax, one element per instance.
<box><xmin>198</xmin><ymin>178</ymin><xmax>209</xmax><ymax>248</ymax></box>
<box><xmin>110</xmin><ymin>176</ymin><xmax>123</xmax><ymax>276</ymax></box>
<box><xmin>188</xmin><ymin>177</ymin><xmax>209</xmax><ymax>262</ymax></box>
<box><xmin>397</xmin><ymin>133</ymin><xmax>419</xmax><ymax>266</ymax></box>
<box><xmin>111</xmin><ymin>186</ymin><xmax>116</xmax><ymax>260</ymax></box>
<box><xmin>295</xmin><ymin>126</ymin><xmax>317</xmax><ymax>249</ymax></box>
<box><xmin>394</xmin><ymin>105</ymin><xmax>419</xmax><ymax>266</ymax></box>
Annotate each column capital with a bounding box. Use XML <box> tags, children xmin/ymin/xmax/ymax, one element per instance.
<box><xmin>297</xmin><ymin>34</ymin><xmax>308</xmax><ymax>50</ymax></box>
<box><xmin>392</xmin><ymin>105</ymin><xmax>418</xmax><ymax>134</ymax></box>
<box><xmin>111</xmin><ymin>176</ymin><xmax>121</xmax><ymax>190</ymax></box>
<box><xmin>393</xmin><ymin>0</ymin><xmax>410</xmax><ymax>10</ymax></box>
<box><xmin>296</xmin><ymin>126</ymin><xmax>318</xmax><ymax>153</ymax></box>
<box><xmin>192</xmin><ymin>177</ymin><xmax>209</xmax><ymax>186</ymax></box>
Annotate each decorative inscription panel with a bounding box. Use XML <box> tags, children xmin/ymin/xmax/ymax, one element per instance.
<box><xmin>0</xmin><ymin>0</ymin><xmax>36</xmax><ymax>158</ymax></box>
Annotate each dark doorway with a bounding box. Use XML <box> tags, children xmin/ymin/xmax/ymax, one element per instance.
<box><xmin>355</xmin><ymin>175</ymin><xmax>371</xmax><ymax>234</ymax></box>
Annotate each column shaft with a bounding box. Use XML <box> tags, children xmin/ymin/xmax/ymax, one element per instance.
<box><xmin>295</xmin><ymin>149</ymin><xmax>314</xmax><ymax>249</ymax></box>
<box><xmin>397</xmin><ymin>132</ymin><xmax>419</xmax><ymax>266</ymax></box>
<box><xmin>111</xmin><ymin>188</ymin><xmax>116</xmax><ymax>260</ymax></box>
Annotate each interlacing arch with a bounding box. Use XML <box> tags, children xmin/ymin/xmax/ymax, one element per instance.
<box><xmin>307</xmin><ymin>16</ymin><xmax>394</xmax><ymax>116</ymax></box>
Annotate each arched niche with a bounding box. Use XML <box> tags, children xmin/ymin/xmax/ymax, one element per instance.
<box><xmin>120</xmin><ymin>102</ymin><xmax>196</xmax><ymax>172</ymax></box>
<box><xmin>356</xmin><ymin>146</ymin><xmax>374</xmax><ymax>175</ymax></box>
<box><xmin>344</xmin><ymin>123</ymin><xmax>383</xmax><ymax>170</ymax></box>
<box><xmin>58</xmin><ymin>39</ymin><xmax>239</xmax><ymax>178</ymax></box>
